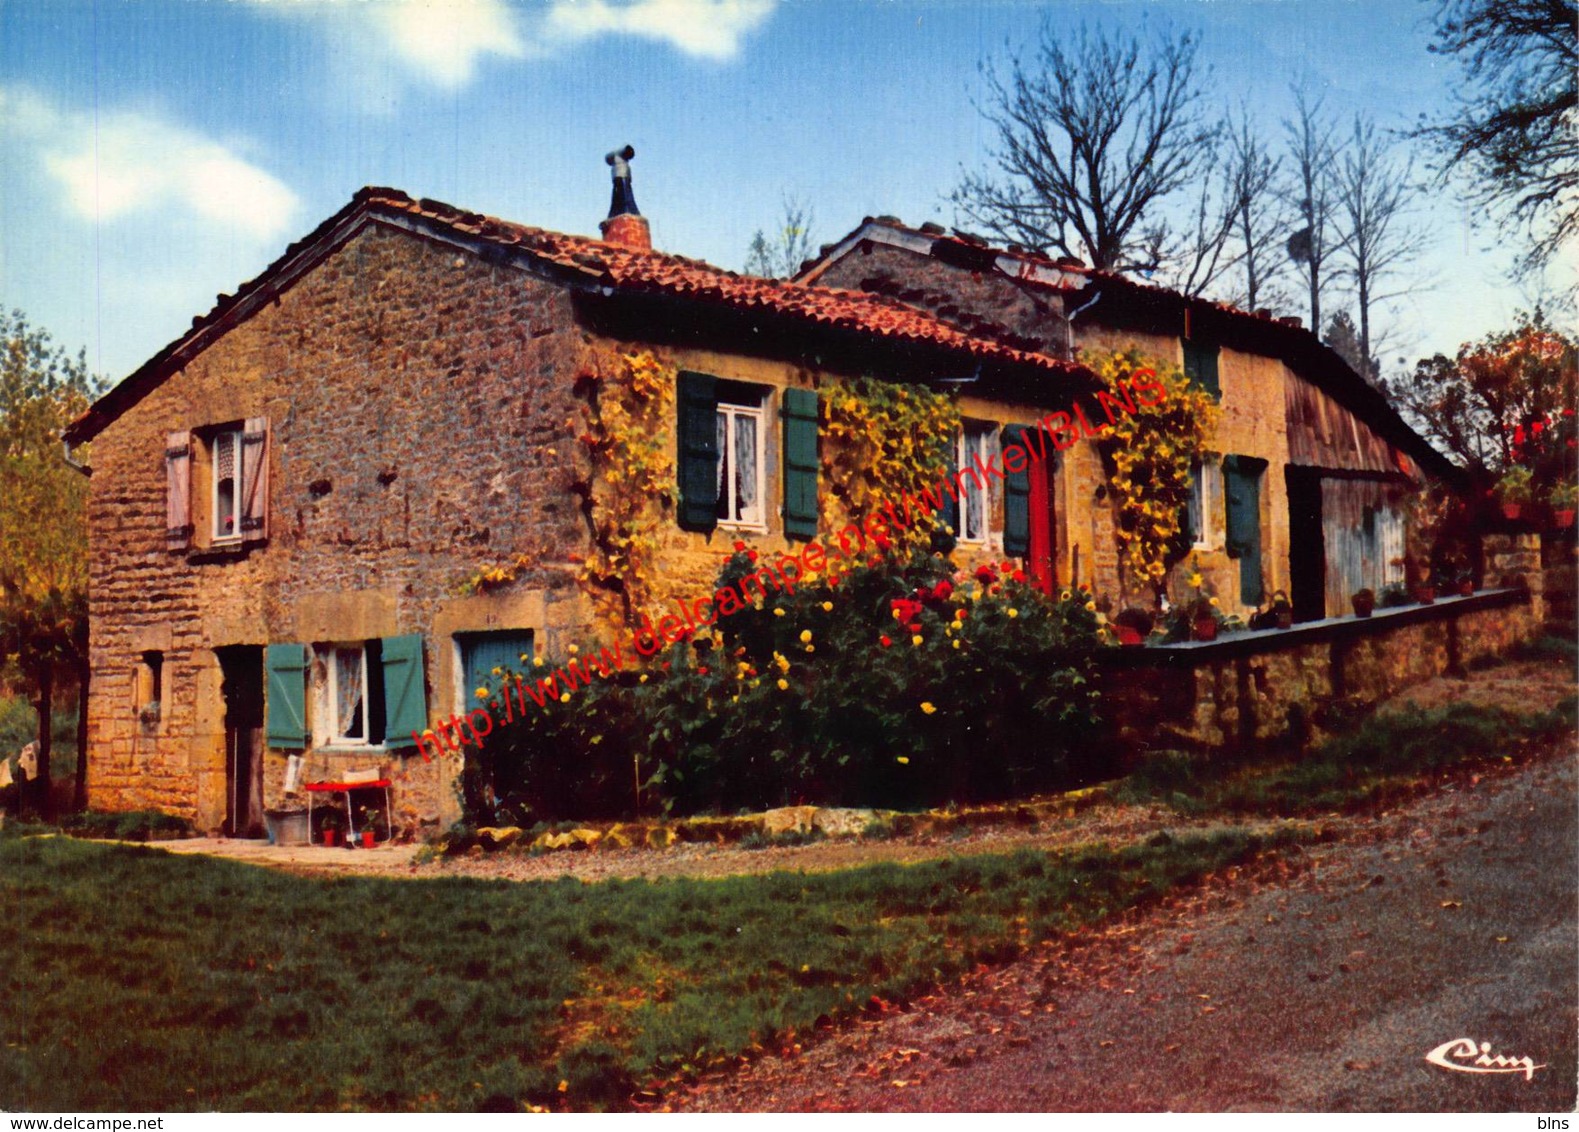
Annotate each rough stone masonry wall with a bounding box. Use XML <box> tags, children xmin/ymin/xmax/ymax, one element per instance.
<box><xmin>85</xmin><ymin>222</ymin><xmax>596</xmax><ymax>834</ymax></box>
<box><xmin>1107</xmin><ymin>537</ymin><xmax>1547</xmax><ymax>753</ymax></box>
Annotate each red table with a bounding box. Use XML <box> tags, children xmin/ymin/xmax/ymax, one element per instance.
<box><xmin>304</xmin><ymin>778</ymin><xmax>392</xmax><ymax>842</ymax></box>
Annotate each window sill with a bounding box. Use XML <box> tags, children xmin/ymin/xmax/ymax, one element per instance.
<box><xmin>717</xmin><ymin>521</ymin><xmax>769</xmax><ymax>534</ymax></box>
<box><xmin>186</xmin><ymin>540</ymin><xmax>265</xmax><ymax>564</ymax></box>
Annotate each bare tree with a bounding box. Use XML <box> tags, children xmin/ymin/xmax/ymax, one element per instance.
<box><xmin>744</xmin><ymin>195</ymin><xmax>817</xmax><ymax>280</ymax></box>
<box><xmin>1332</xmin><ymin>115</ymin><xmax>1431</xmax><ymax>382</ymax></box>
<box><xmin>951</xmin><ymin>21</ymin><xmax>1220</xmax><ymax>273</ymax></box>
<box><xmin>1222</xmin><ymin>110</ymin><xmax>1290</xmax><ymax>313</ymax></box>
<box><xmin>1152</xmin><ymin>139</ymin><xmax>1241</xmax><ymax>298</ymax></box>
<box><xmin>1283</xmin><ymin>85</ymin><xmax>1339</xmax><ymax>331</ymax></box>
<box><xmin>1416</xmin><ymin>0</ymin><xmax>1578</xmax><ymax>274</ymax></box>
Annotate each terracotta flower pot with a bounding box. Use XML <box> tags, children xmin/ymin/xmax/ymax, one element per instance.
<box><xmin>1192</xmin><ymin>617</ymin><xmax>1219</xmax><ymax>642</ymax></box>
<box><xmin>1457</xmin><ymin>579</ymin><xmax>1475</xmax><ymax>596</ymax></box>
<box><xmin>1555</xmin><ymin>509</ymin><xmax>1575</xmax><ymax>529</ymax></box>
<box><xmin>1415</xmin><ymin>585</ymin><xmax>1436</xmax><ymax>605</ymax></box>
<box><xmin>361</xmin><ymin>829</ymin><xmax>376</xmax><ymax>849</ymax></box>
<box><xmin>1274</xmin><ymin>609</ymin><xmax>1293</xmax><ymax>630</ymax></box>
<box><xmin>1501</xmin><ymin>503</ymin><xmax>1522</xmax><ymax>520</ymax></box>
<box><xmin>1351</xmin><ymin>594</ymin><xmax>1374</xmax><ymax>618</ymax></box>
<box><xmin>1116</xmin><ymin>624</ymin><xmax>1145</xmax><ymax>647</ymax></box>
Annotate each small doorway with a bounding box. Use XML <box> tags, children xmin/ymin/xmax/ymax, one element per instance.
<box><xmin>1286</xmin><ymin>468</ymin><xmax>1326</xmax><ymax>622</ymax></box>
<box><xmin>1026</xmin><ymin>442</ymin><xmax>1058</xmax><ymax>594</ymax></box>
<box><xmin>217</xmin><ymin>646</ymin><xmax>265</xmax><ymax>838</ymax></box>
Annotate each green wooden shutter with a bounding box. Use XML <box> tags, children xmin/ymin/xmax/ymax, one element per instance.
<box><xmin>381</xmin><ymin>633</ymin><xmax>427</xmax><ymax>746</ymax></box>
<box><xmin>1001</xmin><ymin>424</ymin><xmax>1031</xmax><ymax>557</ymax></box>
<box><xmin>782</xmin><ymin>387</ymin><xmax>819</xmax><ymax>540</ymax></box>
<box><xmin>677</xmin><ymin>371</ymin><xmax>719</xmax><ymax>532</ymax></box>
<box><xmin>1224</xmin><ymin>456</ymin><xmax>1265</xmax><ymax>605</ymax></box>
<box><xmin>265</xmin><ymin>643</ymin><xmax>308</xmax><ymax>749</ymax></box>
<box><xmin>1183</xmin><ymin>341</ymin><xmax>1220</xmax><ymax>397</ymax></box>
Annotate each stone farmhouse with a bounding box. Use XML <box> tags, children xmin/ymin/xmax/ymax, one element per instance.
<box><xmin>64</xmin><ymin>167</ymin><xmax>1465</xmax><ymax>838</ymax></box>
<box><xmin>798</xmin><ymin>218</ymin><xmax>1459</xmax><ymax>621</ymax></box>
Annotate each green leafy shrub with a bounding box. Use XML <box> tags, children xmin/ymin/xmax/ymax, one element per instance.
<box><xmin>475</xmin><ymin>549</ymin><xmax>1105</xmax><ymax>821</ymax></box>
<box><xmin>58</xmin><ymin>809</ymin><xmax>192</xmax><ymax>841</ymax></box>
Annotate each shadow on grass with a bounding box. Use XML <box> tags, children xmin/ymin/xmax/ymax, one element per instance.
<box><xmin>0</xmin><ymin>823</ymin><xmax>1294</xmax><ymax>1112</ymax></box>
<box><xmin>1113</xmin><ymin>696</ymin><xmax>1577</xmax><ymax>817</ymax></box>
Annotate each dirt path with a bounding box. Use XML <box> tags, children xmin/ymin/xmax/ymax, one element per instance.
<box><xmin>670</xmin><ymin>739</ymin><xmax>1578</xmax><ymax>1112</ymax></box>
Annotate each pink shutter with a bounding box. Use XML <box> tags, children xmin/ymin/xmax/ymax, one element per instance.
<box><xmin>241</xmin><ymin>416</ymin><xmax>269</xmax><ymax>542</ymax></box>
<box><xmin>165</xmin><ymin>430</ymin><xmax>192</xmax><ymax>551</ymax></box>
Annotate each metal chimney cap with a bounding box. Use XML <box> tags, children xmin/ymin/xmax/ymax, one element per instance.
<box><xmin>605</xmin><ymin>145</ymin><xmax>635</xmax><ymax>165</ymax></box>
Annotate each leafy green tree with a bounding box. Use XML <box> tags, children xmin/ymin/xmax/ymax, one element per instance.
<box><xmin>0</xmin><ymin>310</ymin><xmax>100</xmax><ymax>816</ymax></box>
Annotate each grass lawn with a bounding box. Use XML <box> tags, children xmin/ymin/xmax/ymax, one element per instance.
<box><xmin>1113</xmin><ymin>696</ymin><xmax>1577</xmax><ymax>816</ymax></box>
<box><xmin>0</xmin><ymin>825</ymin><xmax>1291</xmax><ymax>1112</ymax></box>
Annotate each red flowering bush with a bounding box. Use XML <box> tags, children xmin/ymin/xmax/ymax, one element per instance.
<box><xmin>480</xmin><ymin>549</ymin><xmax>1105</xmax><ymax>820</ymax></box>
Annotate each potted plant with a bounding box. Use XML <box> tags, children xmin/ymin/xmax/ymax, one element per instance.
<box><xmin>356</xmin><ymin>805</ymin><xmax>382</xmax><ymax>849</ymax></box>
<box><xmin>1493</xmin><ymin>466</ymin><xmax>1533</xmax><ymax>520</ymax></box>
<box><xmin>1269</xmin><ymin>590</ymin><xmax>1293</xmax><ymax>630</ymax></box>
<box><xmin>1414</xmin><ymin>579</ymin><xmax>1436</xmax><ymax>605</ymax></box>
<box><xmin>318</xmin><ymin>808</ymin><xmax>346</xmax><ymax>848</ymax></box>
<box><xmin>1378</xmin><ymin>582</ymin><xmax>1410</xmax><ymax>609</ymax></box>
<box><xmin>1351</xmin><ymin>588</ymin><xmax>1375</xmax><ymax>618</ymax></box>
<box><xmin>1113</xmin><ymin>607</ymin><xmax>1154</xmax><ymax>647</ymax></box>
<box><xmin>1454</xmin><ymin>570</ymin><xmax>1476</xmax><ymax>597</ymax></box>
<box><xmin>1550</xmin><ymin>481</ymin><xmax>1577</xmax><ymax>529</ymax></box>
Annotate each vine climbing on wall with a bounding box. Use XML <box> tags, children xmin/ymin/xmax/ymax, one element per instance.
<box><xmin>822</xmin><ymin>375</ymin><xmax>960</xmax><ymax>549</ymax></box>
<box><xmin>1086</xmin><ymin>347</ymin><xmax>1218</xmax><ymax>606</ymax></box>
<box><xmin>573</xmin><ymin>349</ymin><xmax>676</xmax><ymax>621</ymax></box>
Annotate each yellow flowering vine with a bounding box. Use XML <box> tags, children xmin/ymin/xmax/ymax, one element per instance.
<box><xmin>1085</xmin><ymin>346</ymin><xmax>1218</xmax><ymax>605</ymax></box>
<box><xmin>575</xmin><ymin>349</ymin><xmax>676</xmax><ymax>619</ymax></box>
<box><xmin>821</xmin><ymin>375</ymin><xmax>959</xmax><ymax>550</ymax></box>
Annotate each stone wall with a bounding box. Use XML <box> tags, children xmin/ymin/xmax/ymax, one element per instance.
<box><xmin>1104</xmin><ymin>570</ymin><xmax>1543</xmax><ymax>755</ymax></box>
<box><xmin>85</xmin><ymin>221</ymin><xmax>596</xmax><ymax>834</ymax></box>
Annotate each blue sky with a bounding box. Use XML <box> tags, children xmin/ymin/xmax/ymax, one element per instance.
<box><xmin>0</xmin><ymin>0</ymin><xmax>1566</xmax><ymax>385</ymax></box>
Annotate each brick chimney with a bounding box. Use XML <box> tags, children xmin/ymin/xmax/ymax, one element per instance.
<box><xmin>599</xmin><ymin>145</ymin><xmax>651</xmax><ymax>250</ymax></box>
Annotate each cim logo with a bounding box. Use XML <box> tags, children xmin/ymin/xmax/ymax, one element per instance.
<box><xmin>1424</xmin><ymin>1037</ymin><xmax>1545</xmax><ymax>1081</ymax></box>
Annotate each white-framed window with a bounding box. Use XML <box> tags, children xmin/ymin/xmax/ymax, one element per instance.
<box><xmin>716</xmin><ymin>400</ymin><xmax>765</xmax><ymax>528</ymax></box>
<box><xmin>210</xmin><ymin>428</ymin><xmax>245</xmax><ymax>542</ymax></box>
<box><xmin>1187</xmin><ymin>457</ymin><xmax>1223</xmax><ymax>550</ymax></box>
<box><xmin>956</xmin><ymin>423</ymin><xmax>993</xmax><ymax>543</ymax></box>
<box><xmin>312</xmin><ymin>642</ymin><xmax>386</xmax><ymax>747</ymax></box>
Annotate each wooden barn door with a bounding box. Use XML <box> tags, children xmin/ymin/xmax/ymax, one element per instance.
<box><xmin>218</xmin><ymin>646</ymin><xmax>266</xmax><ymax>838</ymax></box>
<box><xmin>1286</xmin><ymin>468</ymin><xmax>1326</xmax><ymax>622</ymax></box>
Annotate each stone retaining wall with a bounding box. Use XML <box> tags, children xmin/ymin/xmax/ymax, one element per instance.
<box><xmin>1103</xmin><ymin>586</ymin><xmax>1540</xmax><ymax>753</ymax></box>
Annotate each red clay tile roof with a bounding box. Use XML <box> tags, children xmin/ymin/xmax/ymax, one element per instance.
<box><xmin>363</xmin><ymin>189</ymin><xmax>1092</xmax><ymax>381</ymax></box>
<box><xmin>64</xmin><ymin>189</ymin><xmax>1094</xmax><ymax>443</ymax></box>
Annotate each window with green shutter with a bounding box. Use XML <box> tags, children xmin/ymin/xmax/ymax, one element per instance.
<box><xmin>265</xmin><ymin>643</ymin><xmax>308</xmax><ymax>749</ymax></box>
<box><xmin>380</xmin><ymin>633</ymin><xmax>427</xmax><ymax>746</ymax></box>
<box><xmin>781</xmin><ymin>387</ymin><xmax>819</xmax><ymax>539</ymax></box>
<box><xmin>1224</xmin><ymin>455</ymin><xmax>1266</xmax><ymax>605</ymax></box>
<box><xmin>1001</xmin><ymin>424</ymin><xmax>1031</xmax><ymax>557</ymax></box>
<box><xmin>677</xmin><ymin>371</ymin><xmax>719</xmax><ymax>532</ymax></box>
<box><xmin>1183</xmin><ymin>340</ymin><xmax>1221</xmax><ymax>398</ymax></box>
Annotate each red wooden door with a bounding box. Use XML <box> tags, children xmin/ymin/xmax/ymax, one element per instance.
<box><xmin>1027</xmin><ymin>452</ymin><xmax>1056</xmax><ymax>594</ymax></box>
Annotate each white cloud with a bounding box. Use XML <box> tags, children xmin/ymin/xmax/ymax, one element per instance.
<box><xmin>372</xmin><ymin>0</ymin><xmax>525</xmax><ymax>85</ymax></box>
<box><xmin>249</xmin><ymin>0</ymin><xmax>773</xmax><ymax>90</ymax></box>
<box><xmin>250</xmin><ymin>0</ymin><xmax>524</xmax><ymax>89</ymax></box>
<box><xmin>542</xmin><ymin>0</ymin><xmax>776</xmax><ymax>60</ymax></box>
<box><xmin>1</xmin><ymin>87</ymin><xmax>298</xmax><ymax>242</ymax></box>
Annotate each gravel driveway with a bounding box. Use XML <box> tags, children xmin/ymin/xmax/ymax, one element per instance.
<box><xmin>674</xmin><ymin>741</ymin><xmax>1578</xmax><ymax>1112</ymax></box>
